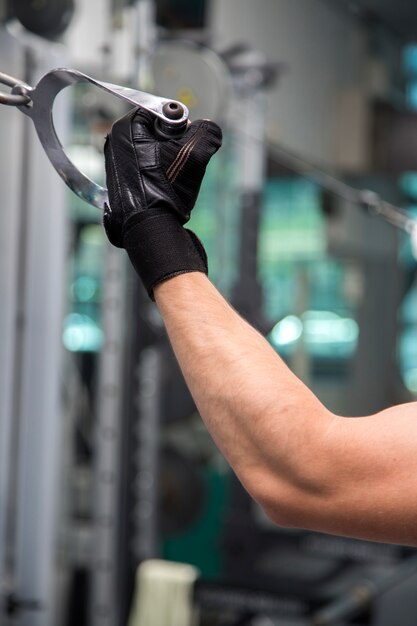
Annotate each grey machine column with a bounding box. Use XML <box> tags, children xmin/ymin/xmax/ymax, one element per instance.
<box><xmin>0</xmin><ymin>34</ymin><xmax>69</xmax><ymax>626</ymax></box>
<box><xmin>223</xmin><ymin>46</ymin><xmax>280</xmax><ymax>572</ymax></box>
<box><xmin>89</xmin><ymin>3</ymin><xmax>159</xmax><ymax>626</ymax></box>
<box><xmin>89</xmin><ymin>242</ymin><xmax>127</xmax><ymax>626</ymax></box>
<box><xmin>0</xmin><ymin>26</ymin><xmax>25</xmax><ymax>618</ymax></box>
<box><xmin>227</xmin><ymin>45</ymin><xmax>278</xmax><ymax>327</ymax></box>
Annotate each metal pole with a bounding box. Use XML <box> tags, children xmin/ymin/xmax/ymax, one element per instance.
<box><xmin>13</xmin><ymin>39</ymin><xmax>68</xmax><ymax>626</ymax></box>
<box><xmin>230</xmin><ymin>81</ymin><xmax>267</xmax><ymax>325</ymax></box>
<box><xmin>132</xmin><ymin>0</ymin><xmax>156</xmax><ymax>90</ymax></box>
<box><xmin>227</xmin><ymin>47</ymin><xmax>278</xmax><ymax>331</ymax></box>
<box><xmin>90</xmin><ymin>243</ymin><xmax>127</xmax><ymax>626</ymax></box>
<box><xmin>131</xmin><ymin>345</ymin><xmax>162</xmax><ymax>562</ymax></box>
<box><xmin>90</xmin><ymin>3</ymin><xmax>159</xmax><ymax>624</ymax></box>
<box><xmin>0</xmin><ymin>28</ymin><xmax>25</xmax><ymax>622</ymax></box>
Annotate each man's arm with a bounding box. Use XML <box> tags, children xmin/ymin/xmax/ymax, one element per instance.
<box><xmin>103</xmin><ymin>110</ymin><xmax>417</xmax><ymax>546</ymax></box>
<box><xmin>155</xmin><ymin>272</ymin><xmax>417</xmax><ymax>546</ymax></box>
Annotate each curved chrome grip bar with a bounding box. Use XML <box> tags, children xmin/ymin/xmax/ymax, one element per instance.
<box><xmin>12</xmin><ymin>68</ymin><xmax>189</xmax><ymax>209</ymax></box>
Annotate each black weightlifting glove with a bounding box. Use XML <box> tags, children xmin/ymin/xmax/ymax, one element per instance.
<box><xmin>103</xmin><ymin>108</ymin><xmax>222</xmax><ymax>297</ymax></box>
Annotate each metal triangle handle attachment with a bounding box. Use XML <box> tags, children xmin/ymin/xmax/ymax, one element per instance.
<box><xmin>13</xmin><ymin>68</ymin><xmax>189</xmax><ymax>209</ymax></box>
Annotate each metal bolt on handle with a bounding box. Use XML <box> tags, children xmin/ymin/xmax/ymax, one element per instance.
<box><xmin>0</xmin><ymin>68</ymin><xmax>189</xmax><ymax>209</ymax></box>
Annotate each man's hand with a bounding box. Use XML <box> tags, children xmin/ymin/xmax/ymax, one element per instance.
<box><xmin>103</xmin><ymin>108</ymin><xmax>222</xmax><ymax>297</ymax></box>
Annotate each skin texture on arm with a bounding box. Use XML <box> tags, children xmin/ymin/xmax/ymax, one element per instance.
<box><xmin>154</xmin><ymin>272</ymin><xmax>417</xmax><ymax>546</ymax></box>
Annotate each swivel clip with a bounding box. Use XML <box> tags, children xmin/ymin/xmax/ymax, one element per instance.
<box><xmin>0</xmin><ymin>68</ymin><xmax>189</xmax><ymax>209</ymax></box>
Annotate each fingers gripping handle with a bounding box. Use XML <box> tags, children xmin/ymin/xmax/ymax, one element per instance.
<box><xmin>15</xmin><ymin>68</ymin><xmax>189</xmax><ymax>209</ymax></box>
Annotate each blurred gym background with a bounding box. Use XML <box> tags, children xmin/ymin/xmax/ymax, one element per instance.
<box><xmin>2</xmin><ymin>1</ymin><xmax>417</xmax><ymax>625</ymax></box>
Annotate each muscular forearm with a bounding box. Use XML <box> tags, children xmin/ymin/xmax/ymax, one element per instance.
<box><xmin>154</xmin><ymin>272</ymin><xmax>336</xmax><ymax>527</ymax></box>
<box><xmin>155</xmin><ymin>272</ymin><xmax>417</xmax><ymax>545</ymax></box>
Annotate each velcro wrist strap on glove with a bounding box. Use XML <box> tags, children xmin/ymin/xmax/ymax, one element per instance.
<box><xmin>122</xmin><ymin>210</ymin><xmax>208</xmax><ymax>298</ymax></box>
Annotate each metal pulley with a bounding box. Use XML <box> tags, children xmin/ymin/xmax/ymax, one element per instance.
<box><xmin>0</xmin><ymin>68</ymin><xmax>189</xmax><ymax>209</ymax></box>
<box><xmin>151</xmin><ymin>40</ymin><xmax>231</xmax><ymax>122</ymax></box>
<box><xmin>12</xmin><ymin>0</ymin><xmax>75</xmax><ymax>40</ymax></box>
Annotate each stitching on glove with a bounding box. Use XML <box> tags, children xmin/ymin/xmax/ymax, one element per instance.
<box><xmin>106</xmin><ymin>138</ymin><xmax>126</xmax><ymax>214</ymax></box>
<box><xmin>129</xmin><ymin>115</ymin><xmax>149</xmax><ymax>205</ymax></box>
<box><xmin>166</xmin><ymin>125</ymin><xmax>205</xmax><ymax>183</ymax></box>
